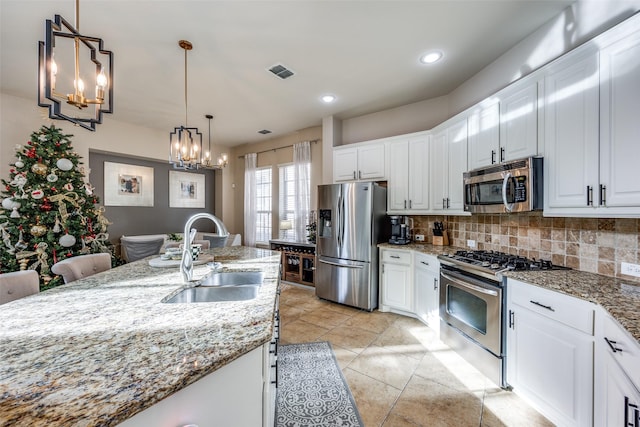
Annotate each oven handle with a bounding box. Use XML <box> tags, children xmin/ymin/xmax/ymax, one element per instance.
<box><xmin>502</xmin><ymin>172</ymin><xmax>514</xmax><ymax>213</ymax></box>
<box><xmin>441</xmin><ymin>272</ymin><xmax>499</xmax><ymax>297</ymax></box>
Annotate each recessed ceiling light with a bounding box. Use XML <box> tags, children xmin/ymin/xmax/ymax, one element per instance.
<box><xmin>420</xmin><ymin>51</ymin><xmax>443</xmax><ymax>64</ymax></box>
<box><xmin>321</xmin><ymin>94</ymin><xmax>336</xmax><ymax>103</ymax></box>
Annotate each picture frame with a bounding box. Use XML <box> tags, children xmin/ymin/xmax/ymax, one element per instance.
<box><xmin>103</xmin><ymin>162</ymin><xmax>154</xmax><ymax>207</ymax></box>
<box><xmin>169</xmin><ymin>171</ymin><xmax>205</xmax><ymax>208</ymax></box>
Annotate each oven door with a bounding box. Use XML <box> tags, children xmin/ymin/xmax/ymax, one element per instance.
<box><xmin>439</xmin><ymin>268</ymin><xmax>502</xmax><ymax>356</ymax></box>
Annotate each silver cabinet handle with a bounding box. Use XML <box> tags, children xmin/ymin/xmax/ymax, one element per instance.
<box><xmin>500</xmin><ymin>146</ymin><xmax>505</xmax><ymax>163</ymax></box>
<box><xmin>409</xmin><ymin>200</ymin><xmax>412</xmax><ymax>209</ymax></box>
<box><xmin>529</xmin><ymin>300</ymin><xmax>554</xmax><ymax>312</ymax></box>
<box><xmin>390</xmin><ymin>255</ymin><xmax>400</xmax><ymax>259</ymax></box>
<box><xmin>433</xmin><ymin>277</ymin><xmax>438</xmax><ymax>290</ymax></box>
<box><xmin>421</xmin><ymin>261</ymin><xmax>429</xmax><ymax>266</ymax></box>
<box><xmin>353</xmin><ymin>171</ymin><xmax>356</xmax><ymax>180</ymax></box>
<box><xmin>587</xmin><ymin>186</ymin><xmax>593</xmax><ymax>206</ymax></box>
<box><xmin>491</xmin><ymin>150</ymin><xmax>496</xmax><ymax>164</ymax></box>
<box><xmin>358</xmin><ymin>170</ymin><xmax>362</xmax><ymax>180</ymax></box>
<box><xmin>404</xmin><ymin>200</ymin><xmax>407</xmax><ymax>209</ymax></box>
<box><xmin>600</xmin><ymin>184</ymin><xmax>606</xmax><ymax>206</ymax></box>
<box><xmin>604</xmin><ymin>337</ymin><xmax>623</xmax><ymax>353</ymax></box>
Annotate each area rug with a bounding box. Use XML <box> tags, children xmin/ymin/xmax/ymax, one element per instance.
<box><xmin>275</xmin><ymin>341</ymin><xmax>364</xmax><ymax>427</ymax></box>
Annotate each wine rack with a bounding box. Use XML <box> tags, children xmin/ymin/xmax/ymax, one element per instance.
<box><xmin>269</xmin><ymin>240</ymin><xmax>316</xmax><ymax>287</ymax></box>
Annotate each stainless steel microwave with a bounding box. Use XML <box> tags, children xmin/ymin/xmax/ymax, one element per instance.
<box><xmin>463</xmin><ymin>157</ymin><xmax>543</xmax><ymax>213</ymax></box>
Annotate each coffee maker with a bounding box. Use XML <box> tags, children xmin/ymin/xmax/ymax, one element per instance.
<box><xmin>389</xmin><ymin>216</ymin><xmax>411</xmax><ymax>245</ymax></box>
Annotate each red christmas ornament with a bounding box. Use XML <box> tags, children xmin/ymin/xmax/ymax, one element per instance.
<box><xmin>26</xmin><ymin>148</ymin><xmax>36</xmax><ymax>158</ymax></box>
<box><xmin>67</xmin><ymin>252</ymin><xmax>72</xmax><ymax>257</ymax></box>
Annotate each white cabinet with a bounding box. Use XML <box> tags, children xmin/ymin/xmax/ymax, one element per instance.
<box><xmin>379</xmin><ymin>249</ymin><xmax>413</xmax><ymax>313</ymax></box>
<box><xmin>498</xmin><ymin>77</ymin><xmax>539</xmax><ymax>163</ymax></box>
<box><xmin>506</xmin><ymin>279</ymin><xmax>595</xmax><ymax>427</ymax></box>
<box><xmin>467</xmin><ymin>101</ymin><xmax>501</xmax><ymax>170</ymax></box>
<box><xmin>388</xmin><ymin>133</ymin><xmax>430</xmax><ymax>213</ymax></box>
<box><xmin>544</xmin><ymin>15</ymin><xmax>640</xmax><ymax>217</ymax></box>
<box><xmin>430</xmin><ymin>116</ymin><xmax>468</xmax><ymax>214</ymax></box>
<box><xmin>413</xmin><ymin>253</ymin><xmax>439</xmax><ymax>330</ymax></box>
<box><xmin>595</xmin><ymin>309</ymin><xmax>640</xmax><ymax>427</ymax></box>
<box><xmin>333</xmin><ymin>142</ymin><xmax>386</xmax><ymax>182</ymax></box>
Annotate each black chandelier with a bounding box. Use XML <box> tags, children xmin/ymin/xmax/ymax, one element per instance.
<box><xmin>38</xmin><ymin>0</ymin><xmax>113</xmax><ymax>131</ymax></box>
<box><xmin>169</xmin><ymin>40</ymin><xmax>203</xmax><ymax>170</ymax></box>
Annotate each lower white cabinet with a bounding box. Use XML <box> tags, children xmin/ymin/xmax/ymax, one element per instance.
<box><xmin>506</xmin><ymin>279</ymin><xmax>595</xmax><ymax>427</ymax></box>
<box><xmin>595</xmin><ymin>308</ymin><xmax>640</xmax><ymax>426</ymax></box>
<box><xmin>380</xmin><ymin>249</ymin><xmax>413</xmax><ymax>313</ymax></box>
<box><xmin>413</xmin><ymin>253</ymin><xmax>439</xmax><ymax>329</ymax></box>
<box><xmin>118</xmin><ymin>344</ymin><xmax>268</xmax><ymax>427</ymax></box>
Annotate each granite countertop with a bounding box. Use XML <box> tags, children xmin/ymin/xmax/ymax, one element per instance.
<box><xmin>0</xmin><ymin>246</ymin><xmax>281</xmax><ymax>427</ymax></box>
<box><xmin>377</xmin><ymin>242</ymin><xmax>640</xmax><ymax>345</ymax></box>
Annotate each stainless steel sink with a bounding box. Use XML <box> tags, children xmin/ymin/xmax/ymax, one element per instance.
<box><xmin>199</xmin><ymin>271</ymin><xmax>264</xmax><ymax>287</ymax></box>
<box><xmin>164</xmin><ymin>285</ymin><xmax>259</xmax><ymax>303</ymax></box>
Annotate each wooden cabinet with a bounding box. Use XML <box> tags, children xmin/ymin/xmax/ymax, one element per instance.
<box><xmin>333</xmin><ymin>141</ymin><xmax>386</xmax><ymax>182</ymax></box>
<box><xmin>544</xmin><ymin>14</ymin><xmax>640</xmax><ymax>217</ymax></box>
<box><xmin>506</xmin><ymin>278</ymin><xmax>595</xmax><ymax>427</ymax></box>
<box><xmin>413</xmin><ymin>253</ymin><xmax>439</xmax><ymax>330</ymax></box>
<box><xmin>388</xmin><ymin>133</ymin><xmax>430</xmax><ymax>213</ymax></box>
<box><xmin>498</xmin><ymin>77</ymin><xmax>539</xmax><ymax>164</ymax></box>
<box><xmin>270</xmin><ymin>241</ymin><xmax>315</xmax><ymax>287</ymax></box>
<box><xmin>430</xmin><ymin>116</ymin><xmax>468</xmax><ymax>214</ymax></box>
<box><xmin>467</xmin><ymin>101</ymin><xmax>501</xmax><ymax>170</ymax></box>
<box><xmin>595</xmin><ymin>308</ymin><xmax>640</xmax><ymax>427</ymax></box>
<box><xmin>379</xmin><ymin>249</ymin><xmax>413</xmax><ymax>313</ymax></box>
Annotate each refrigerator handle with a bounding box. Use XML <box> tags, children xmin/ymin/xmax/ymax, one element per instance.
<box><xmin>337</xmin><ymin>193</ymin><xmax>342</xmax><ymax>249</ymax></box>
<box><xmin>319</xmin><ymin>259</ymin><xmax>364</xmax><ymax>269</ymax></box>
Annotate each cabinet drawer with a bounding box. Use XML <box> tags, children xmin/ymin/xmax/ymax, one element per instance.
<box><xmin>414</xmin><ymin>253</ymin><xmax>439</xmax><ymax>273</ymax></box>
<box><xmin>382</xmin><ymin>249</ymin><xmax>411</xmax><ymax>264</ymax></box>
<box><xmin>509</xmin><ymin>279</ymin><xmax>595</xmax><ymax>335</ymax></box>
<box><xmin>602</xmin><ymin>312</ymin><xmax>640</xmax><ymax>390</ymax></box>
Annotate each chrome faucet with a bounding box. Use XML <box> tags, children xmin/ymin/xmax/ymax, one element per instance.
<box><xmin>180</xmin><ymin>213</ymin><xmax>229</xmax><ymax>283</ymax></box>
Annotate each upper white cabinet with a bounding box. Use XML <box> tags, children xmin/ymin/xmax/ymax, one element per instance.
<box><xmin>498</xmin><ymin>77</ymin><xmax>539</xmax><ymax>163</ymax></box>
<box><xmin>430</xmin><ymin>116</ymin><xmax>468</xmax><ymax>214</ymax></box>
<box><xmin>388</xmin><ymin>133</ymin><xmax>430</xmax><ymax>213</ymax></box>
<box><xmin>333</xmin><ymin>141</ymin><xmax>386</xmax><ymax>182</ymax></box>
<box><xmin>544</xmin><ymin>14</ymin><xmax>640</xmax><ymax>217</ymax></box>
<box><xmin>467</xmin><ymin>101</ymin><xmax>501</xmax><ymax>170</ymax></box>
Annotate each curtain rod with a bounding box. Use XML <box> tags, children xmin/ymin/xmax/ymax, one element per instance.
<box><xmin>238</xmin><ymin>139</ymin><xmax>320</xmax><ymax>159</ymax></box>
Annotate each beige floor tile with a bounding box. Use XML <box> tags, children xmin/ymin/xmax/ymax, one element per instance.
<box><xmin>389</xmin><ymin>375</ymin><xmax>483</xmax><ymax>427</ymax></box>
<box><xmin>381</xmin><ymin>413</ymin><xmax>421</xmax><ymax>427</ymax></box>
<box><xmin>343</xmin><ymin>310</ymin><xmax>401</xmax><ymax>334</ymax></box>
<box><xmin>414</xmin><ymin>349</ymin><xmax>490</xmax><ymax>393</ymax></box>
<box><xmin>343</xmin><ymin>368</ymin><xmax>402</xmax><ymax>427</ymax></box>
<box><xmin>322</xmin><ymin>300</ymin><xmax>364</xmax><ymax>316</ymax></box>
<box><xmin>480</xmin><ymin>388</ymin><xmax>554</xmax><ymax>427</ymax></box>
<box><xmin>320</xmin><ymin>324</ymin><xmax>379</xmax><ymax>354</ymax></box>
<box><xmin>348</xmin><ymin>344</ymin><xmax>420</xmax><ymax>390</ymax></box>
<box><xmin>279</xmin><ymin>318</ymin><xmax>330</xmax><ymax>345</ymax></box>
<box><xmin>278</xmin><ymin>303</ymin><xmax>306</xmax><ymax>325</ymax></box>
<box><xmin>372</xmin><ymin>323</ymin><xmax>431</xmax><ymax>360</ymax></box>
<box><xmin>303</xmin><ymin>307</ymin><xmax>353</xmax><ymax>328</ymax></box>
<box><xmin>331</xmin><ymin>343</ymin><xmax>359</xmax><ymax>370</ymax></box>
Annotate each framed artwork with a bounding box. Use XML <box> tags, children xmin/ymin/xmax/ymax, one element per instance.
<box><xmin>104</xmin><ymin>162</ymin><xmax>154</xmax><ymax>207</ymax></box>
<box><xmin>169</xmin><ymin>171</ymin><xmax>205</xmax><ymax>208</ymax></box>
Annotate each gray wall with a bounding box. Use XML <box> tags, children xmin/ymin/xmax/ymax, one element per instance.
<box><xmin>89</xmin><ymin>151</ymin><xmax>218</xmax><ymax>243</ymax></box>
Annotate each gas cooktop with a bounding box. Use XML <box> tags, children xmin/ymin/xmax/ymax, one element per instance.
<box><xmin>438</xmin><ymin>250</ymin><xmax>571</xmax><ymax>281</ymax></box>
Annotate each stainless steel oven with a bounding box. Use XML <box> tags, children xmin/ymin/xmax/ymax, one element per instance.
<box><xmin>439</xmin><ymin>263</ymin><xmax>505</xmax><ymax>388</ymax></box>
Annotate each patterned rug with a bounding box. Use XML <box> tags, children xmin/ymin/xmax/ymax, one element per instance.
<box><xmin>275</xmin><ymin>341</ymin><xmax>364</xmax><ymax>427</ymax></box>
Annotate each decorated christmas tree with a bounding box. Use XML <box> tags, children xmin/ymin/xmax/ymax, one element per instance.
<box><xmin>0</xmin><ymin>125</ymin><xmax>115</xmax><ymax>289</ymax></box>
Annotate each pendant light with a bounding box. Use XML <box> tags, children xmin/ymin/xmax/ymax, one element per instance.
<box><xmin>202</xmin><ymin>115</ymin><xmax>228</xmax><ymax>169</ymax></box>
<box><xmin>169</xmin><ymin>40</ymin><xmax>203</xmax><ymax>170</ymax></box>
<box><xmin>38</xmin><ymin>0</ymin><xmax>114</xmax><ymax>131</ymax></box>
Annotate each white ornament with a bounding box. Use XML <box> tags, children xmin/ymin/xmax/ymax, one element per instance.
<box><xmin>10</xmin><ymin>207</ymin><xmax>20</xmax><ymax>218</ymax></box>
<box><xmin>56</xmin><ymin>158</ymin><xmax>73</xmax><ymax>171</ymax></box>
<box><xmin>59</xmin><ymin>233</ymin><xmax>76</xmax><ymax>247</ymax></box>
<box><xmin>11</xmin><ymin>174</ymin><xmax>27</xmax><ymax>187</ymax></box>
<box><xmin>39</xmin><ymin>134</ymin><xmax>47</xmax><ymax>142</ymax></box>
<box><xmin>63</xmin><ymin>183</ymin><xmax>74</xmax><ymax>191</ymax></box>
<box><xmin>31</xmin><ymin>189</ymin><xmax>45</xmax><ymax>199</ymax></box>
<box><xmin>15</xmin><ymin>159</ymin><xmax>24</xmax><ymax>168</ymax></box>
<box><xmin>2</xmin><ymin>198</ymin><xmax>20</xmax><ymax>210</ymax></box>
<box><xmin>47</xmin><ymin>173</ymin><xmax>58</xmax><ymax>182</ymax></box>
<box><xmin>84</xmin><ymin>183</ymin><xmax>94</xmax><ymax>195</ymax></box>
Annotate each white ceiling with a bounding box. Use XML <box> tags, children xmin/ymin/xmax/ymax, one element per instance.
<box><xmin>1</xmin><ymin>0</ymin><xmax>574</xmax><ymax>147</ymax></box>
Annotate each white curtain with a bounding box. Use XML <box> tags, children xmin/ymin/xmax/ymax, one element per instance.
<box><xmin>244</xmin><ymin>153</ymin><xmax>257</xmax><ymax>247</ymax></box>
<box><xmin>293</xmin><ymin>141</ymin><xmax>311</xmax><ymax>242</ymax></box>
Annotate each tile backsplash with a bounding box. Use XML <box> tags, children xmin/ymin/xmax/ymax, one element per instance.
<box><xmin>410</xmin><ymin>213</ymin><xmax>640</xmax><ymax>283</ymax></box>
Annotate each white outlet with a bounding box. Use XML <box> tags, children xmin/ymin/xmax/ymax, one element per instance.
<box><xmin>621</xmin><ymin>262</ymin><xmax>640</xmax><ymax>278</ymax></box>
<box><xmin>467</xmin><ymin>239</ymin><xmax>476</xmax><ymax>249</ymax></box>
<box><xmin>415</xmin><ymin>234</ymin><xmax>425</xmax><ymax>242</ymax></box>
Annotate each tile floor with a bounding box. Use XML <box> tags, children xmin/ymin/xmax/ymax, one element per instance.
<box><xmin>278</xmin><ymin>283</ymin><xmax>554</xmax><ymax>427</ymax></box>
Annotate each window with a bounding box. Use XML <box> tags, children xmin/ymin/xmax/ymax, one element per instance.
<box><xmin>255</xmin><ymin>167</ymin><xmax>272</xmax><ymax>244</ymax></box>
<box><xmin>279</xmin><ymin>163</ymin><xmax>310</xmax><ymax>241</ymax></box>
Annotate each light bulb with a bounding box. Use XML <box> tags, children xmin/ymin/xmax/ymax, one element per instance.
<box><xmin>50</xmin><ymin>57</ymin><xmax>58</xmax><ymax>89</ymax></box>
<box><xmin>205</xmin><ymin>151</ymin><xmax>210</xmax><ymax>159</ymax></box>
<box><xmin>96</xmin><ymin>67</ymin><xmax>107</xmax><ymax>89</ymax></box>
<box><xmin>221</xmin><ymin>153</ymin><xmax>228</xmax><ymax>162</ymax></box>
<box><xmin>75</xmin><ymin>78</ymin><xmax>85</xmax><ymax>94</ymax></box>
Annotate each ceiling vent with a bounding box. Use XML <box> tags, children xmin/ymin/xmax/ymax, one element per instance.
<box><xmin>258</xmin><ymin>129</ymin><xmax>272</xmax><ymax>135</ymax></box>
<box><xmin>268</xmin><ymin>64</ymin><xmax>294</xmax><ymax>80</ymax></box>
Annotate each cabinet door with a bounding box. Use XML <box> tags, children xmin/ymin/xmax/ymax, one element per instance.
<box><xmin>506</xmin><ymin>305</ymin><xmax>593</xmax><ymax>427</ymax></box>
<box><xmin>407</xmin><ymin>135</ymin><xmax>430</xmax><ymax>211</ymax></box>
<box><xmin>381</xmin><ymin>262</ymin><xmax>413</xmax><ymax>312</ymax></box>
<box><xmin>468</xmin><ymin>102</ymin><xmax>500</xmax><ymax>170</ymax></box>
<box><xmin>429</xmin><ymin>128</ymin><xmax>448</xmax><ymax>212</ymax></box>
<box><xmin>357</xmin><ymin>143</ymin><xmax>386</xmax><ymax>180</ymax></box>
<box><xmin>595</xmin><ymin>346</ymin><xmax>640</xmax><ymax>427</ymax></box>
<box><xmin>446</xmin><ymin>118</ymin><xmax>468</xmax><ymax>212</ymax></box>
<box><xmin>414</xmin><ymin>264</ymin><xmax>439</xmax><ymax>329</ymax></box>
<box><xmin>333</xmin><ymin>148</ymin><xmax>358</xmax><ymax>182</ymax></box>
<box><xmin>499</xmin><ymin>79</ymin><xmax>538</xmax><ymax>162</ymax></box>
<box><xmin>544</xmin><ymin>47</ymin><xmax>600</xmax><ymax>210</ymax></box>
<box><xmin>388</xmin><ymin>140</ymin><xmax>409</xmax><ymax>211</ymax></box>
<box><xmin>600</xmin><ymin>27</ymin><xmax>640</xmax><ymax>208</ymax></box>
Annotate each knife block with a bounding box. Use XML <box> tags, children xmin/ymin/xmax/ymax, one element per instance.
<box><xmin>432</xmin><ymin>231</ymin><xmax>449</xmax><ymax>246</ymax></box>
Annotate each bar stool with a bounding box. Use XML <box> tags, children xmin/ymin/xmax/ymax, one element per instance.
<box><xmin>51</xmin><ymin>253</ymin><xmax>112</xmax><ymax>284</ymax></box>
<box><xmin>120</xmin><ymin>236</ymin><xmax>165</xmax><ymax>262</ymax></box>
<box><xmin>0</xmin><ymin>270</ymin><xmax>40</xmax><ymax>305</ymax></box>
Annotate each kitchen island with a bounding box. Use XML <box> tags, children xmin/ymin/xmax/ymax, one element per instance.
<box><xmin>0</xmin><ymin>246</ymin><xmax>281</xmax><ymax>427</ymax></box>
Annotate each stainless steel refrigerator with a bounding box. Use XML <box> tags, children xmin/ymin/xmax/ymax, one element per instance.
<box><xmin>316</xmin><ymin>182</ymin><xmax>389</xmax><ymax>311</ymax></box>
